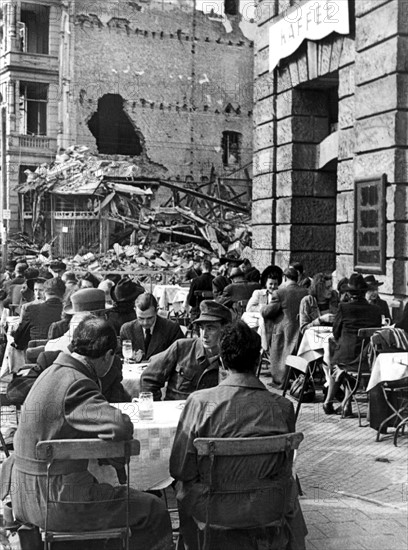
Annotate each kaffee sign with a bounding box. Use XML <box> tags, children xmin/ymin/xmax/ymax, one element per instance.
<box><xmin>269</xmin><ymin>0</ymin><xmax>350</xmax><ymax>71</ymax></box>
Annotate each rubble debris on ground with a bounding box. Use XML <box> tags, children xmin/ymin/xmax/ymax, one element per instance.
<box><xmin>13</xmin><ymin>145</ymin><xmax>253</xmax><ymax>277</ymax></box>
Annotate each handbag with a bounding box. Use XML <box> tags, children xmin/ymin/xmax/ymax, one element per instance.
<box><xmin>289</xmin><ymin>374</ymin><xmax>316</xmax><ymax>403</ymax></box>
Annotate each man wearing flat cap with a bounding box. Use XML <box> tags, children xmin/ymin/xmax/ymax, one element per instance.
<box><xmin>364</xmin><ymin>275</ymin><xmax>391</xmax><ymax>320</ymax></box>
<box><xmin>141</xmin><ymin>300</ymin><xmax>232</xmax><ymax>400</ymax></box>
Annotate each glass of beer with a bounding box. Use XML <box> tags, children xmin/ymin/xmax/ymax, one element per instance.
<box><xmin>138</xmin><ymin>392</ymin><xmax>154</xmax><ymax>421</ymax></box>
<box><xmin>122</xmin><ymin>340</ymin><xmax>133</xmax><ymax>365</ymax></box>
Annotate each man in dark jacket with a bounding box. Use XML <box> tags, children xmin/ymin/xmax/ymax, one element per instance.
<box><xmin>141</xmin><ymin>301</ymin><xmax>231</xmax><ymax>400</ymax></box>
<box><xmin>13</xmin><ymin>277</ymin><xmax>65</xmax><ymax>350</ymax></box>
<box><xmin>186</xmin><ymin>260</ymin><xmax>214</xmax><ymax>321</ymax></box>
<box><xmin>120</xmin><ymin>293</ymin><xmax>184</xmax><ymax>361</ymax></box>
<box><xmin>217</xmin><ymin>267</ymin><xmax>261</xmax><ymax>309</ymax></box>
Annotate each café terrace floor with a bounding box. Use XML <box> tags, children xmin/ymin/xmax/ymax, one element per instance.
<box><xmin>0</xmin><ymin>371</ymin><xmax>406</xmax><ymax>550</ymax></box>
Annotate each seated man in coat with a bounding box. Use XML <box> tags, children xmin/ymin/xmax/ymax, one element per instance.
<box><xmin>141</xmin><ymin>301</ymin><xmax>231</xmax><ymax>400</ymax></box>
<box><xmin>8</xmin><ymin>288</ymin><xmax>130</xmax><ymax>406</ymax></box>
<box><xmin>322</xmin><ymin>273</ymin><xmax>382</xmax><ymax>415</ymax></box>
<box><xmin>13</xmin><ymin>277</ymin><xmax>66</xmax><ymax>350</ymax></box>
<box><xmin>120</xmin><ymin>292</ymin><xmax>184</xmax><ymax>361</ymax></box>
<box><xmin>170</xmin><ymin>321</ymin><xmax>307</xmax><ymax>550</ymax></box>
<box><xmin>2</xmin><ymin>316</ymin><xmax>173</xmax><ymax>550</ymax></box>
<box><xmin>217</xmin><ymin>267</ymin><xmax>261</xmax><ymax>310</ymax></box>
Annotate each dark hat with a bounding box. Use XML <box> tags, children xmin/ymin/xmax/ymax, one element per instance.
<box><xmin>337</xmin><ymin>277</ymin><xmax>349</xmax><ymax>294</ymax></box>
<box><xmin>219</xmin><ymin>254</ymin><xmax>241</xmax><ymax>266</ymax></box>
<box><xmin>230</xmin><ymin>267</ymin><xmax>244</xmax><ymax>280</ymax></box>
<box><xmin>24</xmin><ymin>267</ymin><xmax>39</xmax><ymax>282</ymax></box>
<box><xmin>64</xmin><ymin>288</ymin><xmax>107</xmax><ymax>314</ymax></box>
<box><xmin>346</xmin><ymin>273</ymin><xmax>368</xmax><ymax>293</ymax></box>
<box><xmin>111</xmin><ymin>277</ymin><xmax>144</xmax><ymax>303</ymax></box>
<box><xmin>193</xmin><ymin>300</ymin><xmax>232</xmax><ymax>325</ymax></box>
<box><xmin>49</xmin><ymin>260</ymin><xmax>67</xmax><ymax>272</ymax></box>
<box><xmin>364</xmin><ymin>275</ymin><xmax>384</xmax><ymax>288</ymax></box>
<box><xmin>193</xmin><ymin>255</ymin><xmax>201</xmax><ymax>263</ymax></box>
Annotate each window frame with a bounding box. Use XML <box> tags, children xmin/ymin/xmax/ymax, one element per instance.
<box><xmin>19</xmin><ymin>81</ymin><xmax>48</xmax><ymax>136</ymax></box>
<box><xmin>354</xmin><ymin>174</ymin><xmax>387</xmax><ymax>275</ymax></box>
<box><xmin>221</xmin><ymin>131</ymin><xmax>241</xmax><ymax>166</ymax></box>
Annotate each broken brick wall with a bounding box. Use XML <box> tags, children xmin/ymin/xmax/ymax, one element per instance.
<box><xmin>66</xmin><ymin>0</ymin><xmax>254</xmax><ymax>184</ymax></box>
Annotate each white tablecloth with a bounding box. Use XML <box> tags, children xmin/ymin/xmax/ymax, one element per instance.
<box><xmin>90</xmin><ymin>401</ymin><xmax>184</xmax><ymax>491</ymax></box>
<box><xmin>367</xmin><ymin>352</ymin><xmax>408</xmax><ymax>392</ymax></box>
<box><xmin>297</xmin><ymin>326</ymin><xmax>333</xmax><ymax>364</ymax></box>
<box><xmin>152</xmin><ymin>285</ymin><xmax>182</xmax><ymax>309</ymax></box>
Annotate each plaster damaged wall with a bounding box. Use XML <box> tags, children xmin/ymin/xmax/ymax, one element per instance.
<box><xmin>69</xmin><ymin>0</ymin><xmax>254</xmax><ymax>182</ymax></box>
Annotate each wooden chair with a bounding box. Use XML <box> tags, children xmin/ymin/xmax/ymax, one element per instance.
<box><xmin>376</xmin><ymin>377</ymin><xmax>408</xmax><ymax>444</ymax></box>
<box><xmin>282</xmin><ymin>355</ymin><xmax>312</xmax><ymax>422</ymax></box>
<box><xmin>0</xmin><ymin>392</ymin><xmax>19</xmax><ymax>456</ymax></box>
<box><xmin>340</xmin><ymin>327</ymin><xmax>382</xmax><ymax>425</ymax></box>
<box><xmin>36</xmin><ymin>438</ymin><xmax>140</xmax><ymax>550</ymax></box>
<box><xmin>193</xmin><ymin>432</ymin><xmax>304</xmax><ymax>550</ymax></box>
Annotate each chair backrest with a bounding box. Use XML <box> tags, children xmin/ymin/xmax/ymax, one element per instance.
<box><xmin>36</xmin><ymin>438</ymin><xmax>140</xmax><ymax>463</ymax></box>
<box><xmin>36</xmin><ymin>438</ymin><xmax>140</xmax><ymax>544</ymax></box>
<box><xmin>192</xmin><ymin>433</ymin><xmax>304</xmax><ymax>532</ymax></box>
<box><xmin>194</xmin><ymin>432</ymin><xmax>304</xmax><ymax>457</ymax></box>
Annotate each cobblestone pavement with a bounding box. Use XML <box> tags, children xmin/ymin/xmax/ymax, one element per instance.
<box><xmin>0</xmin><ymin>375</ymin><xmax>407</xmax><ymax>549</ymax></box>
<box><xmin>260</xmin><ymin>372</ymin><xmax>408</xmax><ymax>550</ymax></box>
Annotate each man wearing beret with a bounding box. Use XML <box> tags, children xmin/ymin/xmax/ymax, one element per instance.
<box><xmin>141</xmin><ymin>300</ymin><xmax>232</xmax><ymax>400</ymax></box>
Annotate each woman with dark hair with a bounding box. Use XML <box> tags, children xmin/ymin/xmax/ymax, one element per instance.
<box><xmin>260</xmin><ymin>265</ymin><xmax>283</xmax><ymax>288</ymax></box>
<box><xmin>79</xmin><ymin>272</ymin><xmax>100</xmax><ymax>289</ymax></box>
<box><xmin>7</xmin><ymin>315</ymin><xmax>173</xmax><ymax>550</ymax></box>
<box><xmin>299</xmin><ymin>272</ymin><xmax>339</xmax><ymax>334</ymax></box>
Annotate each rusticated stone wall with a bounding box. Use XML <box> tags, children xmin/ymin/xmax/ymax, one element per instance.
<box><xmin>253</xmin><ymin>0</ymin><xmax>408</xmax><ymax>302</ymax></box>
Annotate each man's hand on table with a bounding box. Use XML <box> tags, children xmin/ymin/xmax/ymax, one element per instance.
<box><xmin>133</xmin><ymin>349</ymin><xmax>144</xmax><ymax>363</ymax></box>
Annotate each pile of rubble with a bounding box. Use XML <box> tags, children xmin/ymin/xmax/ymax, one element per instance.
<box><xmin>13</xmin><ymin>144</ymin><xmax>253</xmax><ymax>274</ymax></box>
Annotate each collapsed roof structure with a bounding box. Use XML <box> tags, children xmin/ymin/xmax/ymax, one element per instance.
<box><xmin>16</xmin><ymin>146</ymin><xmax>252</xmax><ymax>271</ymax></box>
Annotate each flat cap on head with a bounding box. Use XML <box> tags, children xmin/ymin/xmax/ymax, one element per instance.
<box><xmin>193</xmin><ymin>300</ymin><xmax>232</xmax><ymax>325</ymax></box>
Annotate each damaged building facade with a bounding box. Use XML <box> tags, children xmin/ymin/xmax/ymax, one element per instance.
<box><xmin>0</xmin><ymin>0</ymin><xmax>254</xmax><ymax>237</ymax></box>
<box><xmin>253</xmin><ymin>0</ymin><xmax>408</xmax><ymax>308</ymax></box>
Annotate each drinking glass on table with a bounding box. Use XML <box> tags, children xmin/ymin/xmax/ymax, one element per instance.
<box><xmin>122</xmin><ymin>340</ymin><xmax>133</xmax><ymax>365</ymax></box>
<box><xmin>138</xmin><ymin>392</ymin><xmax>154</xmax><ymax>421</ymax></box>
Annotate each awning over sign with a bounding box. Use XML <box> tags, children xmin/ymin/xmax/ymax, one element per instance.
<box><xmin>269</xmin><ymin>0</ymin><xmax>350</xmax><ymax>71</ymax></box>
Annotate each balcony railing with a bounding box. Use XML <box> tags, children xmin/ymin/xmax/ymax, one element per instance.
<box><xmin>19</xmin><ymin>135</ymin><xmax>51</xmax><ymax>148</ymax></box>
